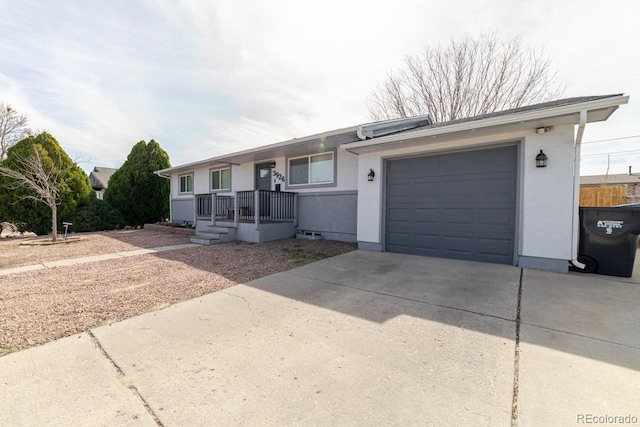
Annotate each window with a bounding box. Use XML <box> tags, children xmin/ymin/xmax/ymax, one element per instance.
<box><xmin>289</xmin><ymin>152</ymin><xmax>334</xmax><ymax>186</ymax></box>
<box><xmin>179</xmin><ymin>174</ymin><xmax>193</xmax><ymax>194</ymax></box>
<box><xmin>211</xmin><ymin>168</ymin><xmax>231</xmax><ymax>191</ymax></box>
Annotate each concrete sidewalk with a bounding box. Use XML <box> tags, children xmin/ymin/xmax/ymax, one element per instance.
<box><xmin>1</xmin><ymin>251</ymin><xmax>638</xmax><ymax>426</ymax></box>
<box><xmin>0</xmin><ymin>243</ymin><xmax>200</xmax><ymax>276</ymax></box>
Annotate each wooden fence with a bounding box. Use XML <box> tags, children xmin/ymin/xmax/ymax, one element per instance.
<box><xmin>579</xmin><ymin>185</ymin><xmax>627</xmax><ymax>207</ymax></box>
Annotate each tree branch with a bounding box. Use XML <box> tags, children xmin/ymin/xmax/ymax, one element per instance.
<box><xmin>367</xmin><ymin>33</ymin><xmax>565</xmax><ymax>122</ymax></box>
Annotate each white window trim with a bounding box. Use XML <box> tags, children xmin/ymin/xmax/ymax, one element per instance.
<box><xmin>210</xmin><ymin>167</ymin><xmax>231</xmax><ymax>192</ymax></box>
<box><xmin>178</xmin><ymin>173</ymin><xmax>194</xmax><ymax>194</ymax></box>
<box><xmin>287</xmin><ymin>151</ymin><xmax>335</xmax><ymax>187</ymax></box>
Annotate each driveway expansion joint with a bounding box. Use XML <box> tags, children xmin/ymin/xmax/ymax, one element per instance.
<box><xmin>88</xmin><ymin>331</ymin><xmax>164</xmax><ymax>427</ymax></box>
<box><xmin>511</xmin><ymin>268</ymin><xmax>523</xmax><ymax>427</ymax></box>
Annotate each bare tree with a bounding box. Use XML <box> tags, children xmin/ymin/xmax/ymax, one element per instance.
<box><xmin>368</xmin><ymin>34</ymin><xmax>565</xmax><ymax>122</ymax></box>
<box><xmin>0</xmin><ymin>145</ymin><xmax>75</xmax><ymax>241</ymax></box>
<box><xmin>0</xmin><ymin>104</ymin><xmax>31</xmax><ymax>161</ymax></box>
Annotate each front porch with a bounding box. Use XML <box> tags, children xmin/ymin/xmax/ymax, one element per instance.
<box><xmin>192</xmin><ymin>190</ymin><xmax>298</xmax><ymax>244</ymax></box>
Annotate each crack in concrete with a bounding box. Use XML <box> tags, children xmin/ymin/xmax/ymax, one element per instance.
<box><xmin>220</xmin><ymin>290</ymin><xmax>255</xmax><ymax>322</ymax></box>
<box><xmin>88</xmin><ymin>331</ymin><xmax>164</xmax><ymax>426</ymax></box>
<box><xmin>511</xmin><ymin>268</ymin><xmax>523</xmax><ymax>427</ymax></box>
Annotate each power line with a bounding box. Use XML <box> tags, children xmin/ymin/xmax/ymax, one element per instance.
<box><xmin>581</xmin><ymin>149</ymin><xmax>640</xmax><ymax>159</ymax></box>
<box><xmin>582</xmin><ymin>134</ymin><xmax>640</xmax><ymax>144</ymax></box>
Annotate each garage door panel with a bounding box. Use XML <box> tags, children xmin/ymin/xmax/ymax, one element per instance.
<box><xmin>476</xmin><ymin>176</ymin><xmax>516</xmax><ymax>196</ymax></box>
<box><xmin>440</xmin><ymin>152</ymin><xmax>475</xmax><ymax>172</ymax></box>
<box><xmin>413</xmin><ymin>233</ymin><xmax>439</xmax><ymax>250</ymax></box>
<box><xmin>478</xmin><ymin>238</ymin><xmax>513</xmax><ymax>257</ymax></box>
<box><xmin>408</xmin><ymin>156</ymin><xmax>441</xmax><ymax>177</ymax></box>
<box><xmin>413</xmin><ymin>181</ymin><xmax>440</xmax><ymax>199</ymax></box>
<box><xmin>387</xmin><ymin>182</ymin><xmax>411</xmax><ymax>199</ymax></box>
<box><xmin>477</xmin><ymin>207</ymin><xmax>514</xmax><ymax>226</ymax></box>
<box><xmin>386</xmin><ymin>146</ymin><xmax>516</xmax><ymax>265</ymax></box>
<box><xmin>389</xmin><ymin>156</ymin><xmax>440</xmax><ymax>178</ymax></box>
<box><xmin>441</xmin><ymin>179</ymin><xmax>475</xmax><ymax>199</ymax></box>
<box><xmin>387</xmin><ymin>232</ymin><xmax>410</xmax><ymax>247</ymax></box>
<box><xmin>413</xmin><ymin>208</ymin><xmax>439</xmax><ymax>223</ymax></box>
<box><xmin>443</xmin><ymin>208</ymin><xmax>473</xmax><ymax>225</ymax></box>
<box><xmin>480</xmin><ymin>155</ymin><xmax>517</xmax><ymax>171</ymax></box>
<box><xmin>442</xmin><ymin>235</ymin><xmax>474</xmax><ymax>254</ymax></box>
<box><xmin>387</xmin><ymin>207</ymin><xmax>411</xmax><ymax>223</ymax></box>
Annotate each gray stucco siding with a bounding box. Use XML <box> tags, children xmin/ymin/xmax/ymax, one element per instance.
<box><xmin>171</xmin><ymin>198</ymin><xmax>194</xmax><ymax>224</ymax></box>
<box><xmin>297</xmin><ymin>191</ymin><xmax>357</xmax><ymax>242</ymax></box>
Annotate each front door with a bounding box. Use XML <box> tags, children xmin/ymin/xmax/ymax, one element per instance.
<box><xmin>255</xmin><ymin>162</ymin><xmax>272</xmax><ymax>190</ymax></box>
<box><xmin>255</xmin><ymin>162</ymin><xmax>272</xmax><ymax>217</ymax></box>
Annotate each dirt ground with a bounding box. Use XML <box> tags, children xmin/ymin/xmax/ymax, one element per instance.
<box><xmin>0</xmin><ymin>229</ymin><xmax>356</xmax><ymax>356</ymax></box>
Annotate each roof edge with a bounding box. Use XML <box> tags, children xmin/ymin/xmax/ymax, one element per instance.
<box><xmin>156</xmin><ymin>123</ymin><xmax>362</xmax><ymax>175</ymax></box>
<box><xmin>342</xmin><ymin>94</ymin><xmax>629</xmax><ymax>151</ymax></box>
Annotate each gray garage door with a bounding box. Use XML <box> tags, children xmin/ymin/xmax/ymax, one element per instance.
<box><xmin>385</xmin><ymin>146</ymin><xmax>517</xmax><ymax>264</ymax></box>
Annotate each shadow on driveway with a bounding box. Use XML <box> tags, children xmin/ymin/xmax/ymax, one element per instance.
<box><xmin>244</xmin><ymin>250</ymin><xmax>640</xmax><ymax>372</ymax></box>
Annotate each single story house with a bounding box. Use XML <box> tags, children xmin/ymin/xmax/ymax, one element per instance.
<box><xmin>156</xmin><ymin>94</ymin><xmax>629</xmax><ymax>273</ymax></box>
<box><xmin>89</xmin><ymin>166</ymin><xmax>117</xmax><ymax>200</ymax></box>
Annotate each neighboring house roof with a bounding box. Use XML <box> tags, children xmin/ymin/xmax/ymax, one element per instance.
<box><xmin>89</xmin><ymin>167</ymin><xmax>117</xmax><ymax>191</ymax></box>
<box><xmin>581</xmin><ymin>174</ymin><xmax>640</xmax><ymax>186</ymax></box>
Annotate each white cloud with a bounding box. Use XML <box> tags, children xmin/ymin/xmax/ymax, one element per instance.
<box><xmin>0</xmin><ymin>0</ymin><xmax>638</xmax><ymax>175</ymax></box>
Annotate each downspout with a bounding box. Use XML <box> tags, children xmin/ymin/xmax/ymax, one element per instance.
<box><xmin>570</xmin><ymin>110</ymin><xmax>587</xmax><ymax>269</ymax></box>
<box><xmin>155</xmin><ymin>172</ymin><xmax>172</xmax><ymax>223</ymax></box>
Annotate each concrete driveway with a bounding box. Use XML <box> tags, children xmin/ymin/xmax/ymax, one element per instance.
<box><xmin>1</xmin><ymin>251</ymin><xmax>638</xmax><ymax>426</ymax></box>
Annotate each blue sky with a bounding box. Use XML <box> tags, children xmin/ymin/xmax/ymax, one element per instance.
<box><xmin>1</xmin><ymin>0</ymin><xmax>639</xmax><ymax>176</ymax></box>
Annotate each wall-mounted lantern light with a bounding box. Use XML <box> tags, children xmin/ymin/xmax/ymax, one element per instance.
<box><xmin>367</xmin><ymin>169</ymin><xmax>375</xmax><ymax>182</ymax></box>
<box><xmin>535</xmin><ymin>149</ymin><xmax>548</xmax><ymax>168</ymax></box>
<box><xmin>270</xmin><ymin>160</ymin><xmax>276</xmax><ymax>168</ymax></box>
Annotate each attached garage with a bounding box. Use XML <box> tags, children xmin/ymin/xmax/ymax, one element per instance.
<box><xmin>349</xmin><ymin>96</ymin><xmax>631</xmax><ymax>273</ymax></box>
<box><xmin>385</xmin><ymin>146</ymin><xmax>518</xmax><ymax>264</ymax></box>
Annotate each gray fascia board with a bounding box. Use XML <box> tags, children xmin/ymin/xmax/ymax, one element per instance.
<box><xmin>155</xmin><ymin>124</ymin><xmax>361</xmax><ymax>175</ymax></box>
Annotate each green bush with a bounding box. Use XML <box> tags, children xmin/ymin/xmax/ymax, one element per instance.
<box><xmin>68</xmin><ymin>196</ymin><xmax>125</xmax><ymax>232</ymax></box>
<box><xmin>0</xmin><ymin>132</ymin><xmax>92</xmax><ymax>235</ymax></box>
<box><xmin>105</xmin><ymin>140</ymin><xmax>171</xmax><ymax>226</ymax></box>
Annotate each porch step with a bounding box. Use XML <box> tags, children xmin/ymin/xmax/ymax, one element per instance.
<box><xmin>190</xmin><ymin>237</ymin><xmax>220</xmax><ymax>246</ymax></box>
<box><xmin>190</xmin><ymin>226</ymin><xmax>237</xmax><ymax>246</ymax></box>
<box><xmin>206</xmin><ymin>225</ymin><xmax>234</xmax><ymax>233</ymax></box>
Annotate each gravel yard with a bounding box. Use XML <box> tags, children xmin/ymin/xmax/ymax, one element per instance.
<box><xmin>0</xmin><ymin>229</ymin><xmax>356</xmax><ymax>356</ymax></box>
<box><xmin>0</xmin><ymin>229</ymin><xmax>192</xmax><ymax>269</ymax></box>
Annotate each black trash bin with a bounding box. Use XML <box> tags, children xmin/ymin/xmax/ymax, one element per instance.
<box><xmin>577</xmin><ymin>207</ymin><xmax>640</xmax><ymax>277</ymax></box>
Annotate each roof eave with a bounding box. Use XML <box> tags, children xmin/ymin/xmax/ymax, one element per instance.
<box><xmin>342</xmin><ymin>95</ymin><xmax>630</xmax><ymax>153</ymax></box>
<box><xmin>156</xmin><ymin>124</ymin><xmax>362</xmax><ymax>175</ymax></box>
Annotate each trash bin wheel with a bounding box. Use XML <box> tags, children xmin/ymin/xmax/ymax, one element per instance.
<box><xmin>575</xmin><ymin>255</ymin><xmax>597</xmax><ymax>273</ymax></box>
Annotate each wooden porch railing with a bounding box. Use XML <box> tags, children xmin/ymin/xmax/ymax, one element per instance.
<box><xmin>196</xmin><ymin>190</ymin><xmax>297</xmax><ymax>226</ymax></box>
<box><xmin>195</xmin><ymin>194</ymin><xmax>234</xmax><ymax>219</ymax></box>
